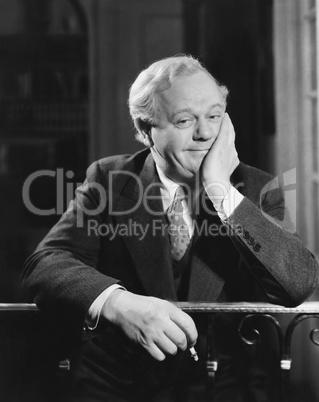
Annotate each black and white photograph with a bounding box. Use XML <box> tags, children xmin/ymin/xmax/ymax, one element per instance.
<box><xmin>0</xmin><ymin>1</ymin><xmax>318</xmax><ymax>401</ymax></box>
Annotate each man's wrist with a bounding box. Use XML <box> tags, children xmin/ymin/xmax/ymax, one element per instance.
<box><xmin>101</xmin><ymin>288</ymin><xmax>126</xmax><ymax>324</ymax></box>
<box><xmin>86</xmin><ymin>285</ymin><xmax>125</xmax><ymax>330</ymax></box>
<box><xmin>210</xmin><ymin>185</ymin><xmax>244</xmax><ymax>221</ymax></box>
<box><xmin>222</xmin><ymin>186</ymin><xmax>244</xmax><ymax>218</ymax></box>
<box><xmin>203</xmin><ymin>179</ymin><xmax>231</xmax><ymax>206</ymax></box>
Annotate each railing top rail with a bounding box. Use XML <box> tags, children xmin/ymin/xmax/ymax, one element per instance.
<box><xmin>0</xmin><ymin>301</ymin><xmax>318</xmax><ymax>314</ymax></box>
<box><xmin>175</xmin><ymin>301</ymin><xmax>319</xmax><ymax>314</ymax></box>
<box><xmin>0</xmin><ymin>303</ymin><xmax>39</xmax><ymax>311</ymax></box>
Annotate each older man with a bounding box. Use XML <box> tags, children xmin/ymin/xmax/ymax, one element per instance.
<box><xmin>23</xmin><ymin>55</ymin><xmax>318</xmax><ymax>401</ymax></box>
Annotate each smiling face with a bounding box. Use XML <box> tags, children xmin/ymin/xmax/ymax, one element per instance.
<box><xmin>149</xmin><ymin>71</ymin><xmax>225</xmax><ymax>185</ymax></box>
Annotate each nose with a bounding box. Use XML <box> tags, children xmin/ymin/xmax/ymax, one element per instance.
<box><xmin>193</xmin><ymin>119</ymin><xmax>217</xmax><ymax>141</ymax></box>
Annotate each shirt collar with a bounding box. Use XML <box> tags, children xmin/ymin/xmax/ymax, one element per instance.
<box><xmin>155</xmin><ymin>165</ymin><xmax>180</xmax><ymax>212</ymax></box>
<box><xmin>155</xmin><ymin>164</ymin><xmax>194</xmax><ymax>237</ymax></box>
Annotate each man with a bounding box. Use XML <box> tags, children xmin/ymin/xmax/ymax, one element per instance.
<box><xmin>23</xmin><ymin>55</ymin><xmax>318</xmax><ymax>401</ymax></box>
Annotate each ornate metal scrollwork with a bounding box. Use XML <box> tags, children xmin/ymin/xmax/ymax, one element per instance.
<box><xmin>238</xmin><ymin>313</ymin><xmax>284</xmax><ymax>350</ymax></box>
<box><xmin>175</xmin><ymin>302</ymin><xmax>319</xmax><ymax>402</ymax></box>
<box><xmin>206</xmin><ymin>314</ymin><xmax>218</xmax><ymax>392</ymax></box>
<box><xmin>284</xmin><ymin>314</ymin><xmax>319</xmax><ymax>360</ymax></box>
<box><xmin>238</xmin><ymin>312</ymin><xmax>319</xmax><ymax>402</ymax></box>
<box><xmin>238</xmin><ymin>313</ymin><xmax>319</xmax><ymax>368</ymax></box>
<box><xmin>310</xmin><ymin>328</ymin><xmax>319</xmax><ymax>346</ymax></box>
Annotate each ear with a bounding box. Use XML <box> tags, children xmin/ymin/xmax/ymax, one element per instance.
<box><xmin>135</xmin><ymin>118</ymin><xmax>154</xmax><ymax>147</ymax></box>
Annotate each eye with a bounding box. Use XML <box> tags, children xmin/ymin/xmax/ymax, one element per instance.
<box><xmin>175</xmin><ymin>118</ymin><xmax>194</xmax><ymax>128</ymax></box>
<box><xmin>209</xmin><ymin>113</ymin><xmax>222</xmax><ymax>122</ymax></box>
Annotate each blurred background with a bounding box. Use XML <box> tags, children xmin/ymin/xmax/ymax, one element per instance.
<box><xmin>0</xmin><ymin>0</ymin><xmax>318</xmax><ymax>400</ymax></box>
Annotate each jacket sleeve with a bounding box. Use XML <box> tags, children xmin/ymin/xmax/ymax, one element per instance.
<box><xmin>224</xmin><ymin>182</ymin><xmax>319</xmax><ymax>306</ymax></box>
<box><xmin>22</xmin><ymin>161</ymin><xmax>121</xmax><ymax>335</ymax></box>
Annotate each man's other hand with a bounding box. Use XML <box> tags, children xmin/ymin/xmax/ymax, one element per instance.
<box><xmin>201</xmin><ymin>113</ymin><xmax>239</xmax><ymax>200</ymax></box>
<box><xmin>101</xmin><ymin>289</ymin><xmax>198</xmax><ymax>361</ymax></box>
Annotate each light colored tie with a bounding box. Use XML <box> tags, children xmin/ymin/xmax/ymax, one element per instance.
<box><xmin>167</xmin><ymin>187</ymin><xmax>190</xmax><ymax>261</ymax></box>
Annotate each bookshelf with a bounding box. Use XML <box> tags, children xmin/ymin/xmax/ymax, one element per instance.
<box><xmin>0</xmin><ymin>4</ymin><xmax>88</xmax><ymax>301</ymax></box>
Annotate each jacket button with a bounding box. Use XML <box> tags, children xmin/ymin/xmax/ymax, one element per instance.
<box><xmin>236</xmin><ymin>225</ymin><xmax>243</xmax><ymax>234</ymax></box>
<box><xmin>248</xmin><ymin>237</ymin><xmax>255</xmax><ymax>246</ymax></box>
<box><xmin>243</xmin><ymin>230</ymin><xmax>250</xmax><ymax>239</ymax></box>
<box><xmin>254</xmin><ymin>243</ymin><xmax>261</xmax><ymax>252</ymax></box>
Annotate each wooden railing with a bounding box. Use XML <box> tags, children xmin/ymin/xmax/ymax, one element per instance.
<box><xmin>1</xmin><ymin>302</ymin><xmax>319</xmax><ymax>401</ymax></box>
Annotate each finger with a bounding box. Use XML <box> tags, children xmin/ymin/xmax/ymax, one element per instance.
<box><xmin>227</xmin><ymin>115</ymin><xmax>236</xmax><ymax>144</ymax></box>
<box><xmin>144</xmin><ymin>342</ymin><xmax>167</xmax><ymax>361</ymax></box>
<box><xmin>219</xmin><ymin>112</ymin><xmax>230</xmax><ymax>135</ymax></box>
<box><xmin>233</xmin><ymin>155</ymin><xmax>240</xmax><ymax>171</ymax></box>
<box><xmin>214</xmin><ymin>113</ymin><xmax>231</xmax><ymax>146</ymax></box>
<box><xmin>221</xmin><ymin>113</ymin><xmax>235</xmax><ymax>145</ymax></box>
<box><xmin>164</xmin><ymin>324</ymin><xmax>188</xmax><ymax>351</ymax></box>
<box><xmin>154</xmin><ymin>333</ymin><xmax>179</xmax><ymax>356</ymax></box>
<box><xmin>168</xmin><ymin>306</ymin><xmax>198</xmax><ymax>347</ymax></box>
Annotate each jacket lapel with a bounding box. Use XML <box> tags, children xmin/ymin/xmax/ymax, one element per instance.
<box><xmin>186</xmin><ymin>168</ymin><xmax>249</xmax><ymax>301</ymax></box>
<box><xmin>111</xmin><ymin>153</ymin><xmax>177</xmax><ymax>301</ymax></box>
<box><xmin>187</xmin><ymin>203</ymin><xmax>227</xmax><ymax>301</ymax></box>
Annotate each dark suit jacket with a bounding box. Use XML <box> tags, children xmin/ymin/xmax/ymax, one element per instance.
<box><xmin>23</xmin><ymin>149</ymin><xmax>319</xmax><ymax>344</ymax></box>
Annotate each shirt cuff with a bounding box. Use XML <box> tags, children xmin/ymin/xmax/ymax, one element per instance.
<box><xmin>212</xmin><ymin>186</ymin><xmax>244</xmax><ymax>221</ymax></box>
<box><xmin>86</xmin><ymin>284</ymin><xmax>125</xmax><ymax>330</ymax></box>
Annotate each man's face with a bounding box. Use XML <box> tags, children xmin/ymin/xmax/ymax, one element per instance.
<box><xmin>150</xmin><ymin>71</ymin><xmax>225</xmax><ymax>184</ymax></box>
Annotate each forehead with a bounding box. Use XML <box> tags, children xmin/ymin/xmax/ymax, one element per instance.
<box><xmin>157</xmin><ymin>71</ymin><xmax>223</xmax><ymax>113</ymax></box>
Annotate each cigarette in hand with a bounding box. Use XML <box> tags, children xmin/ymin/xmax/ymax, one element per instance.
<box><xmin>189</xmin><ymin>346</ymin><xmax>199</xmax><ymax>361</ymax></box>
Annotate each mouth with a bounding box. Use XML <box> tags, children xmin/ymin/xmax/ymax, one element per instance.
<box><xmin>186</xmin><ymin>149</ymin><xmax>209</xmax><ymax>152</ymax></box>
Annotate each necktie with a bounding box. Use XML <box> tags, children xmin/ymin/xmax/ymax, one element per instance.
<box><xmin>167</xmin><ymin>187</ymin><xmax>191</xmax><ymax>261</ymax></box>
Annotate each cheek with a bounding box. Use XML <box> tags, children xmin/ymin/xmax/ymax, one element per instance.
<box><xmin>152</xmin><ymin>128</ymin><xmax>190</xmax><ymax>160</ymax></box>
<box><xmin>156</xmin><ymin>135</ymin><xmax>180</xmax><ymax>154</ymax></box>
<box><xmin>152</xmin><ymin>132</ymin><xmax>166</xmax><ymax>151</ymax></box>
<box><xmin>169</xmin><ymin>130</ymin><xmax>191</xmax><ymax>149</ymax></box>
<box><xmin>211</xmin><ymin>121</ymin><xmax>222</xmax><ymax>136</ymax></box>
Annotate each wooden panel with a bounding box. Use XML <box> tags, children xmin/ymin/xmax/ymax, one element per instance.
<box><xmin>143</xmin><ymin>16</ymin><xmax>183</xmax><ymax>65</ymax></box>
<box><xmin>86</xmin><ymin>0</ymin><xmax>184</xmax><ymax>160</ymax></box>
